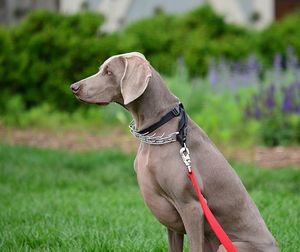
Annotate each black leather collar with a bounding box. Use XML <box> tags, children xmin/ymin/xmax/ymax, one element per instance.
<box><xmin>137</xmin><ymin>103</ymin><xmax>188</xmax><ymax>147</ymax></box>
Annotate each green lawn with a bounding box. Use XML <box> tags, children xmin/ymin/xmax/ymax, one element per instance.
<box><xmin>0</xmin><ymin>144</ymin><xmax>299</xmax><ymax>251</ymax></box>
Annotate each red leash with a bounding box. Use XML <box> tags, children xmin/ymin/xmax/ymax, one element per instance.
<box><xmin>188</xmin><ymin>170</ymin><xmax>237</xmax><ymax>252</ymax></box>
<box><xmin>180</xmin><ymin>145</ymin><xmax>237</xmax><ymax>252</ymax></box>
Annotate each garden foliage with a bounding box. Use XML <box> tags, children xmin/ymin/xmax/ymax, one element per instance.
<box><xmin>0</xmin><ymin>6</ymin><xmax>300</xmax><ymax>146</ymax></box>
<box><xmin>0</xmin><ymin>11</ymin><xmax>106</xmax><ymax>111</ymax></box>
<box><xmin>1</xmin><ymin>6</ymin><xmax>300</xmax><ymax>111</ymax></box>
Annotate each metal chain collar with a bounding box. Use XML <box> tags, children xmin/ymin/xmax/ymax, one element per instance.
<box><xmin>129</xmin><ymin>120</ymin><xmax>192</xmax><ymax>173</ymax></box>
<box><xmin>129</xmin><ymin>120</ymin><xmax>179</xmax><ymax>145</ymax></box>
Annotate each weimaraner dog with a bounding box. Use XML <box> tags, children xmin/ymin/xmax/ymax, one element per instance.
<box><xmin>71</xmin><ymin>52</ymin><xmax>279</xmax><ymax>252</ymax></box>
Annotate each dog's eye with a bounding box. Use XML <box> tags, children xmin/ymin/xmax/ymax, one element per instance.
<box><xmin>104</xmin><ymin>66</ymin><xmax>112</xmax><ymax>76</ymax></box>
<box><xmin>101</xmin><ymin>66</ymin><xmax>112</xmax><ymax>76</ymax></box>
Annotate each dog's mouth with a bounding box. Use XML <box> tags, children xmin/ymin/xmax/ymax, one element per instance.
<box><xmin>96</xmin><ymin>102</ymin><xmax>109</xmax><ymax>106</ymax></box>
<box><xmin>75</xmin><ymin>96</ymin><xmax>109</xmax><ymax>106</ymax></box>
<box><xmin>73</xmin><ymin>95</ymin><xmax>87</xmax><ymax>104</ymax></box>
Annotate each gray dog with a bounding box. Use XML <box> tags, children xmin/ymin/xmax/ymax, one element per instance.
<box><xmin>71</xmin><ymin>52</ymin><xmax>279</xmax><ymax>252</ymax></box>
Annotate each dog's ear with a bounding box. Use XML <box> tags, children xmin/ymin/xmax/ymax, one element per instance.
<box><xmin>120</xmin><ymin>56</ymin><xmax>152</xmax><ymax>105</ymax></box>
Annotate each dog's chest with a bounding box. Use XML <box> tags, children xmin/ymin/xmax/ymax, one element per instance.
<box><xmin>134</xmin><ymin>146</ymin><xmax>160</xmax><ymax>186</ymax></box>
<box><xmin>134</xmin><ymin>146</ymin><xmax>186</xmax><ymax>233</ymax></box>
<box><xmin>135</xmin><ymin>150</ymin><xmax>185</xmax><ymax>233</ymax></box>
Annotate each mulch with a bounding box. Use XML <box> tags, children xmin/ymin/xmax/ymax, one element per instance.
<box><xmin>1</xmin><ymin>125</ymin><xmax>299</xmax><ymax>169</ymax></box>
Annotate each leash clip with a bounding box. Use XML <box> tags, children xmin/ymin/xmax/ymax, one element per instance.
<box><xmin>180</xmin><ymin>143</ymin><xmax>192</xmax><ymax>173</ymax></box>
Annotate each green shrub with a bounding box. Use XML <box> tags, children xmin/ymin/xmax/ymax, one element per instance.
<box><xmin>258</xmin><ymin>12</ymin><xmax>300</xmax><ymax>67</ymax></box>
<box><xmin>174</xmin><ymin>6</ymin><xmax>255</xmax><ymax>76</ymax></box>
<box><xmin>1</xmin><ymin>11</ymin><xmax>105</xmax><ymax>111</ymax></box>
<box><xmin>119</xmin><ymin>13</ymin><xmax>178</xmax><ymax>75</ymax></box>
<box><xmin>0</xmin><ymin>27</ymin><xmax>16</xmax><ymax>109</ymax></box>
<box><xmin>259</xmin><ymin>115</ymin><xmax>300</xmax><ymax>146</ymax></box>
<box><xmin>119</xmin><ymin>5</ymin><xmax>256</xmax><ymax>76</ymax></box>
<box><xmin>0</xmin><ymin>7</ymin><xmax>299</xmax><ymax>110</ymax></box>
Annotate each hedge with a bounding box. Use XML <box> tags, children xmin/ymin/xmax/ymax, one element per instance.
<box><xmin>0</xmin><ymin>6</ymin><xmax>300</xmax><ymax>112</ymax></box>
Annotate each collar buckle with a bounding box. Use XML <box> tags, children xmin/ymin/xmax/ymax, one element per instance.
<box><xmin>171</xmin><ymin>106</ymin><xmax>180</xmax><ymax>116</ymax></box>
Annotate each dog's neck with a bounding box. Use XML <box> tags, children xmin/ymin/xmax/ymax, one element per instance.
<box><xmin>125</xmin><ymin>68</ymin><xmax>179</xmax><ymax>131</ymax></box>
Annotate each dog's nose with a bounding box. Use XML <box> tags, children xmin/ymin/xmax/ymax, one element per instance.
<box><xmin>70</xmin><ymin>83</ymin><xmax>80</xmax><ymax>93</ymax></box>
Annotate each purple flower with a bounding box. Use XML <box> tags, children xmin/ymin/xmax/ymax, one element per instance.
<box><xmin>254</xmin><ymin>106</ymin><xmax>261</xmax><ymax>119</ymax></box>
<box><xmin>265</xmin><ymin>84</ymin><xmax>276</xmax><ymax>112</ymax></box>
<box><xmin>290</xmin><ymin>82</ymin><xmax>300</xmax><ymax>113</ymax></box>
<box><xmin>239</xmin><ymin>72</ymin><xmax>251</xmax><ymax>86</ymax></box>
<box><xmin>208</xmin><ymin>60</ymin><xmax>218</xmax><ymax>87</ymax></box>
<box><xmin>247</xmin><ymin>55</ymin><xmax>259</xmax><ymax>72</ymax></box>
<box><xmin>273</xmin><ymin>54</ymin><xmax>282</xmax><ymax>71</ymax></box>
<box><xmin>282</xmin><ymin>88</ymin><xmax>293</xmax><ymax>113</ymax></box>
<box><xmin>286</xmin><ymin>46</ymin><xmax>298</xmax><ymax>70</ymax></box>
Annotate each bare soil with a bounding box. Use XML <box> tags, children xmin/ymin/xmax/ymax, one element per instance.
<box><xmin>1</xmin><ymin>125</ymin><xmax>299</xmax><ymax>169</ymax></box>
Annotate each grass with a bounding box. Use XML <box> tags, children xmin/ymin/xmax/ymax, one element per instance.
<box><xmin>0</xmin><ymin>144</ymin><xmax>299</xmax><ymax>251</ymax></box>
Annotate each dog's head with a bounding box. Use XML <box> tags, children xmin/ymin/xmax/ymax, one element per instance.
<box><xmin>70</xmin><ymin>52</ymin><xmax>152</xmax><ymax>106</ymax></box>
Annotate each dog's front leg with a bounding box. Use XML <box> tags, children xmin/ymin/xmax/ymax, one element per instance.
<box><xmin>180</xmin><ymin>202</ymin><xmax>204</xmax><ymax>252</ymax></box>
<box><xmin>167</xmin><ymin>228</ymin><xmax>184</xmax><ymax>252</ymax></box>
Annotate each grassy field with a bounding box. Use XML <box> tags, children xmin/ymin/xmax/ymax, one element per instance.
<box><xmin>0</xmin><ymin>144</ymin><xmax>299</xmax><ymax>251</ymax></box>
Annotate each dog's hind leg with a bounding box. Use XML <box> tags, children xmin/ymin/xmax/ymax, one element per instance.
<box><xmin>167</xmin><ymin>228</ymin><xmax>184</xmax><ymax>252</ymax></box>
